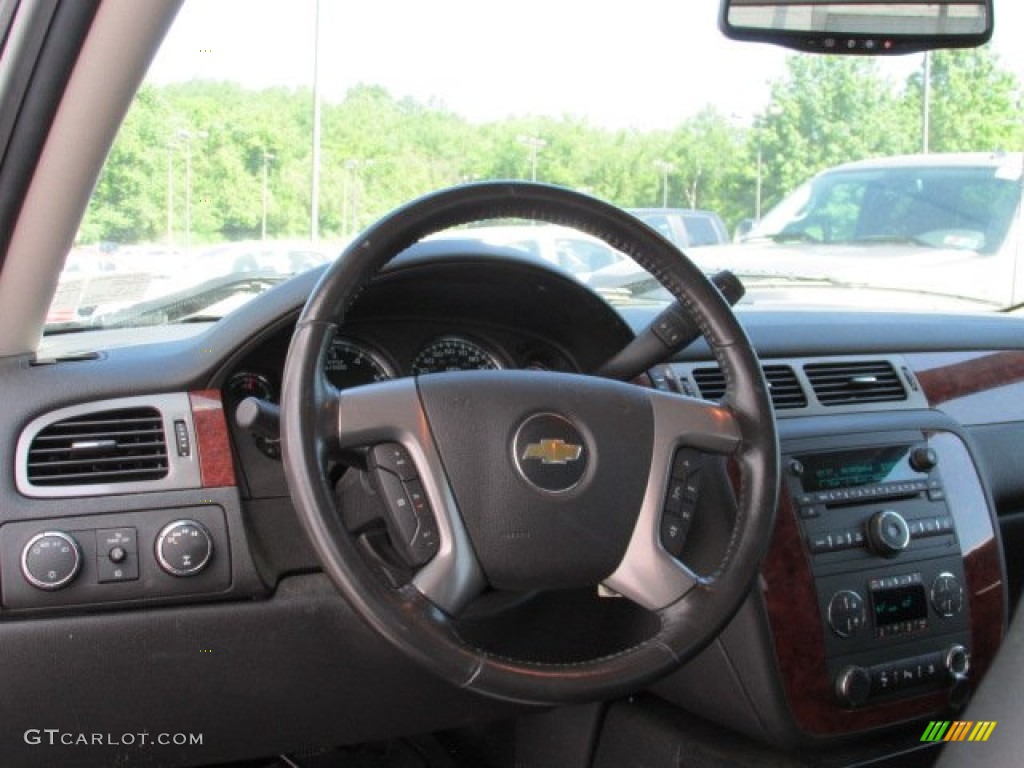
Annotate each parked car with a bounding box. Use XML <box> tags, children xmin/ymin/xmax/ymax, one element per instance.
<box><xmin>434</xmin><ymin>223</ymin><xmax>626</xmax><ymax>275</ymax></box>
<box><xmin>593</xmin><ymin>153</ymin><xmax>1023</xmax><ymax>310</ymax></box>
<box><xmin>628</xmin><ymin>207</ymin><xmax>730</xmax><ymax>247</ymax></box>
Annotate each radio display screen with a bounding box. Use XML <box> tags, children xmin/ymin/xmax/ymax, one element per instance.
<box><xmin>872</xmin><ymin>585</ymin><xmax>928</xmax><ymax>626</ymax></box>
<box><xmin>796</xmin><ymin>446</ymin><xmax>925</xmax><ymax>492</ymax></box>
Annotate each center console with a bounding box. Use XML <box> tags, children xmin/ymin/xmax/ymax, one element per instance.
<box><xmin>654</xmin><ymin>417</ymin><xmax>1006</xmax><ymax>748</ymax></box>
<box><xmin>786</xmin><ymin>439</ymin><xmax>970</xmax><ymax>709</ymax></box>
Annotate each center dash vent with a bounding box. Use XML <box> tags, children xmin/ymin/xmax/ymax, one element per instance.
<box><xmin>804</xmin><ymin>360</ymin><xmax>906</xmax><ymax>406</ymax></box>
<box><xmin>27</xmin><ymin>407</ymin><xmax>168</xmax><ymax>486</ymax></box>
<box><xmin>692</xmin><ymin>364</ymin><xmax>807</xmax><ymax>410</ymax></box>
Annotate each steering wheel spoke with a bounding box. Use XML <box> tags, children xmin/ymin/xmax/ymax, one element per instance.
<box><xmin>329</xmin><ymin>380</ymin><xmax>486</xmax><ymax>616</ymax></box>
<box><xmin>603</xmin><ymin>391</ymin><xmax>737</xmax><ymax>610</ymax></box>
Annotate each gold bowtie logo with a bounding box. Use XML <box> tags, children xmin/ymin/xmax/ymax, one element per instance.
<box><xmin>521</xmin><ymin>439</ymin><xmax>583</xmax><ymax>465</ymax></box>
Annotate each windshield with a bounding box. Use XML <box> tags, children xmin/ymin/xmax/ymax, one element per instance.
<box><xmin>45</xmin><ymin>0</ymin><xmax>1024</xmax><ymax>332</ymax></box>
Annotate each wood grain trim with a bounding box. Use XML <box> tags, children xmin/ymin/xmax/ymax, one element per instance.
<box><xmin>189</xmin><ymin>389</ymin><xmax>237</xmax><ymax>488</ymax></box>
<box><xmin>910</xmin><ymin>350</ymin><xmax>1024</xmax><ymax>407</ymax></box>
<box><xmin>762</xmin><ymin>491</ymin><xmax>947</xmax><ymax>736</ymax></box>
<box><xmin>963</xmin><ymin>537</ymin><xmax>1004</xmax><ymax>686</ymax></box>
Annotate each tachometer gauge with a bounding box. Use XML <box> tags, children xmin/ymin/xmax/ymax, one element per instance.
<box><xmin>325</xmin><ymin>338</ymin><xmax>396</xmax><ymax>389</ymax></box>
<box><xmin>226</xmin><ymin>371</ymin><xmax>275</xmax><ymax>403</ymax></box>
<box><xmin>225</xmin><ymin>372</ymin><xmax>281</xmax><ymax>460</ymax></box>
<box><xmin>411</xmin><ymin>336</ymin><xmax>503</xmax><ymax>376</ymax></box>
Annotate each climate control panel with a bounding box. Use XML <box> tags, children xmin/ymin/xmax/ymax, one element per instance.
<box><xmin>1</xmin><ymin>506</ymin><xmax>230</xmax><ymax>610</ymax></box>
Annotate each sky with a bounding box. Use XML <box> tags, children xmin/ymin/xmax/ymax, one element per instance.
<box><xmin>148</xmin><ymin>0</ymin><xmax>1024</xmax><ymax>131</ymax></box>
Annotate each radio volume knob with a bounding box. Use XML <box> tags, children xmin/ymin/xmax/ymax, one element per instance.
<box><xmin>867</xmin><ymin>509</ymin><xmax>910</xmax><ymax>557</ymax></box>
<box><xmin>835</xmin><ymin>665</ymin><xmax>872</xmax><ymax>708</ymax></box>
<box><xmin>944</xmin><ymin>644</ymin><xmax>970</xmax><ymax>682</ymax></box>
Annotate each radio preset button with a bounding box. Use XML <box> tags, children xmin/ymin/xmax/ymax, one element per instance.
<box><xmin>827</xmin><ymin>590</ymin><xmax>866</xmax><ymax>638</ymax></box>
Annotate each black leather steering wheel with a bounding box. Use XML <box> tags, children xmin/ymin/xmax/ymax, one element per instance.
<box><xmin>281</xmin><ymin>182</ymin><xmax>779</xmax><ymax>704</ymax></box>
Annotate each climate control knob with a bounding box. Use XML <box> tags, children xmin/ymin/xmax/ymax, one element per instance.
<box><xmin>867</xmin><ymin>509</ymin><xmax>910</xmax><ymax>557</ymax></box>
<box><xmin>827</xmin><ymin>590</ymin><xmax>866</xmax><ymax>638</ymax></box>
<box><xmin>835</xmin><ymin>665</ymin><xmax>872</xmax><ymax>708</ymax></box>
<box><xmin>931</xmin><ymin>572</ymin><xmax>964</xmax><ymax>618</ymax></box>
<box><xmin>156</xmin><ymin>520</ymin><xmax>213</xmax><ymax>577</ymax></box>
<box><xmin>21</xmin><ymin>531</ymin><xmax>82</xmax><ymax>590</ymax></box>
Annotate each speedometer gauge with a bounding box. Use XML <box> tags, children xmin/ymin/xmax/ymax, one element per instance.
<box><xmin>325</xmin><ymin>338</ymin><xmax>396</xmax><ymax>389</ymax></box>
<box><xmin>411</xmin><ymin>336</ymin><xmax>503</xmax><ymax>376</ymax></box>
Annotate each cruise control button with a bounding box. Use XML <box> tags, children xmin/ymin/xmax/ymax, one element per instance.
<box><xmin>375</xmin><ymin>469</ymin><xmax>419</xmax><ymax>545</ymax></box>
<box><xmin>371</xmin><ymin>443</ymin><xmax>417</xmax><ymax>481</ymax></box>
<box><xmin>409</xmin><ymin>517</ymin><xmax>439</xmax><ymax>564</ymax></box>
<box><xmin>404</xmin><ymin>479</ymin><xmax>432</xmax><ymax>518</ymax></box>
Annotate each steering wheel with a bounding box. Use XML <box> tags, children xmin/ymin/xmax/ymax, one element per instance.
<box><xmin>281</xmin><ymin>182</ymin><xmax>779</xmax><ymax>705</ymax></box>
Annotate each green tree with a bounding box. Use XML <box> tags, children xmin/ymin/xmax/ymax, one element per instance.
<box><xmin>755</xmin><ymin>57</ymin><xmax>915</xmax><ymax>211</ymax></box>
<box><xmin>909</xmin><ymin>47</ymin><xmax>1023</xmax><ymax>153</ymax></box>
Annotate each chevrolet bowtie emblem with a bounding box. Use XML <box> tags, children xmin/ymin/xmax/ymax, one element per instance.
<box><xmin>521</xmin><ymin>439</ymin><xmax>583</xmax><ymax>465</ymax></box>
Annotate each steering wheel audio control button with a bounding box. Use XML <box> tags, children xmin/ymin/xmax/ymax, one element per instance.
<box><xmin>660</xmin><ymin>512</ymin><xmax>688</xmax><ymax>557</ymax></box>
<box><xmin>21</xmin><ymin>531</ymin><xmax>82</xmax><ymax>590</ymax></box>
<box><xmin>156</xmin><ymin>520</ymin><xmax>213</xmax><ymax>577</ymax></box>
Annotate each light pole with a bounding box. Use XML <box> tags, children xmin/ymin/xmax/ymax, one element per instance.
<box><xmin>653</xmin><ymin>160</ymin><xmax>674</xmax><ymax>208</ymax></box>
<box><xmin>176</xmin><ymin>129</ymin><xmax>208</xmax><ymax>253</ymax></box>
<box><xmin>921</xmin><ymin>50</ymin><xmax>931</xmax><ymax>154</ymax></box>
<box><xmin>755</xmin><ymin>138</ymin><xmax>763</xmax><ymax>221</ymax></box>
<box><xmin>261</xmin><ymin>151</ymin><xmax>275</xmax><ymax>241</ymax></box>
<box><xmin>166</xmin><ymin>145</ymin><xmax>175</xmax><ymax>248</ymax></box>
<box><xmin>517</xmin><ymin>135</ymin><xmax>546</xmax><ymax>182</ymax></box>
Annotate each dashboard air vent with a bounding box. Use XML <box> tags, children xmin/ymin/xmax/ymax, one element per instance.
<box><xmin>692</xmin><ymin>365</ymin><xmax>806</xmax><ymax>410</ymax></box>
<box><xmin>804</xmin><ymin>361</ymin><xmax>907</xmax><ymax>406</ymax></box>
<box><xmin>27</xmin><ymin>407</ymin><xmax>169</xmax><ymax>486</ymax></box>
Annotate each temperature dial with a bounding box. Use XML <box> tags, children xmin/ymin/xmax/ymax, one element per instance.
<box><xmin>21</xmin><ymin>531</ymin><xmax>81</xmax><ymax>590</ymax></box>
<box><xmin>156</xmin><ymin>520</ymin><xmax>213</xmax><ymax>577</ymax></box>
<box><xmin>827</xmin><ymin>590</ymin><xmax>866</xmax><ymax>638</ymax></box>
<box><xmin>931</xmin><ymin>572</ymin><xmax>964</xmax><ymax>618</ymax></box>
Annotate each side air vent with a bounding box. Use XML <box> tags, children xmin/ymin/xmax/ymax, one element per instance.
<box><xmin>805</xmin><ymin>360</ymin><xmax>907</xmax><ymax>406</ymax></box>
<box><xmin>27</xmin><ymin>407</ymin><xmax>168</xmax><ymax>486</ymax></box>
<box><xmin>692</xmin><ymin>365</ymin><xmax>807</xmax><ymax>410</ymax></box>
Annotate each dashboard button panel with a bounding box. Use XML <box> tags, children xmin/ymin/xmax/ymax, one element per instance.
<box><xmin>1</xmin><ymin>506</ymin><xmax>231</xmax><ymax>610</ymax></box>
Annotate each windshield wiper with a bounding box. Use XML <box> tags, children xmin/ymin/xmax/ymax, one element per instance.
<box><xmin>45</xmin><ymin>271</ymin><xmax>287</xmax><ymax>334</ymax></box>
<box><xmin>742</xmin><ymin>231</ymin><xmax>821</xmax><ymax>244</ymax></box>
<box><xmin>843</xmin><ymin>235</ymin><xmax>935</xmax><ymax>248</ymax></box>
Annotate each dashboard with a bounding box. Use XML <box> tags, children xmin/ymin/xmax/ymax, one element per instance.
<box><xmin>2</xmin><ymin>242</ymin><xmax>1023</xmax><ymax>765</ymax></box>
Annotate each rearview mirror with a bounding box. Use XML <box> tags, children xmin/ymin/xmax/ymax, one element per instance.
<box><xmin>720</xmin><ymin>0</ymin><xmax>993</xmax><ymax>55</ymax></box>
